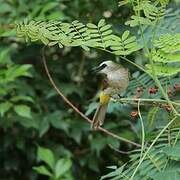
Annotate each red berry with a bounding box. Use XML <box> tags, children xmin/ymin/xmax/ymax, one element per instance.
<box><xmin>167</xmin><ymin>87</ymin><xmax>173</xmax><ymax>97</ymax></box>
<box><xmin>131</xmin><ymin>111</ymin><xmax>139</xmax><ymax>119</ymax></box>
<box><xmin>149</xmin><ymin>87</ymin><xmax>158</xmax><ymax>94</ymax></box>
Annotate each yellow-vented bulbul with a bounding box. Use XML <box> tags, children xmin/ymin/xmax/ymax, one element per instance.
<box><xmin>91</xmin><ymin>60</ymin><xmax>129</xmax><ymax>130</ymax></box>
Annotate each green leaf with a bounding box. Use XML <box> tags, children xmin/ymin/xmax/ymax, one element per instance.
<box><xmin>11</xmin><ymin>95</ymin><xmax>34</xmax><ymax>103</ymax></box>
<box><xmin>14</xmin><ymin>105</ymin><xmax>32</xmax><ymax>119</ymax></box>
<box><xmin>153</xmin><ymin>170</ymin><xmax>180</xmax><ymax>180</ymax></box>
<box><xmin>122</xmin><ymin>30</ymin><xmax>130</xmax><ymax>41</ymax></box>
<box><xmin>39</xmin><ymin>2</ymin><xmax>58</xmax><ymax>15</ymax></box>
<box><xmin>88</xmin><ymin>155</ymin><xmax>99</xmax><ymax>172</ymax></box>
<box><xmin>33</xmin><ymin>166</ymin><xmax>52</xmax><ymax>177</ymax></box>
<box><xmin>0</xmin><ymin>87</ymin><xmax>6</xmax><ymax>96</ymax></box>
<box><xmin>163</xmin><ymin>146</ymin><xmax>180</xmax><ymax>160</ymax></box>
<box><xmin>118</xmin><ymin>0</ymin><xmax>130</xmax><ymax>7</ymax></box>
<box><xmin>0</xmin><ymin>102</ymin><xmax>12</xmax><ymax>116</ymax></box>
<box><xmin>91</xmin><ymin>137</ymin><xmax>106</xmax><ymax>156</ymax></box>
<box><xmin>0</xmin><ymin>29</ymin><xmax>16</xmax><ymax>37</ymax></box>
<box><xmin>154</xmin><ymin>33</ymin><xmax>180</xmax><ymax>53</ymax></box>
<box><xmin>107</xmin><ymin>136</ymin><xmax>120</xmax><ymax>149</ymax></box>
<box><xmin>5</xmin><ymin>64</ymin><xmax>32</xmax><ymax>82</ymax></box>
<box><xmin>18</xmin><ymin>116</ymin><xmax>39</xmax><ymax>129</ymax></box>
<box><xmin>152</xmin><ymin>50</ymin><xmax>180</xmax><ymax>63</ymax></box>
<box><xmin>100</xmin><ymin>24</ymin><xmax>111</xmax><ymax>32</ymax></box>
<box><xmin>69</xmin><ymin>123</ymin><xmax>82</xmax><ymax>144</ymax></box>
<box><xmin>87</xmin><ymin>29</ymin><xmax>99</xmax><ymax>33</ymax></box>
<box><xmin>87</xmin><ymin>23</ymin><xmax>97</xmax><ymax>28</ymax></box>
<box><xmin>40</xmin><ymin>36</ymin><xmax>49</xmax><ymax>45</ymax></box>
<box><xmin>39</xmin><ymin>118</ymin><xmax>50</xmax><ymax>137</ymax></box>
<box><xmin>146</xmin><ymin>64</ymin><xmax>180</xmax><ymax>76</ymax></box>
<box><xmin>100</xmin><ymin>166</ymin><xmax>125</xmax><ymax>180</ymax></box>
<box><xmin>125</xmin><ymin>15</ymin><xmax>152</xmax><ymax>27</ymax></box>
<box><xmin>81</xmin><ymin>45</ymin><xmax>90</xmax><ymax>51</ymax></box>
<box><xmin>55</xmin><ymin>158</ymin><xmax>72</xmax><ymax>178</ymax></box>
<box><xmin>85</xmin><ymin>102</ymin><xmax>98</xmax><ymax>116</ymax></box>
<box><xmin>166</xmin><ymin>53</ymin><xmax>180</xmax><ymax>62</ymax></box>
<box><xmin>49</xmin><ymin>114</ymin><xmax>69</xmax><ymax>133</ymax></box>
<box><xmin>124</xmin><ymin>36</ymin><xmax>136</xmax><ymax>44</ymax></box>
<box><xmin>102</xmin><ymin>30</ymin><xmax>112</xmax><ymax>36</ymax></box>
<box><xmin>98</xmin><ymin>19</ymin><xmax>106</xmax><ymax>27</ymax></box>
<box><xmin>37</xmin><ymin>146</ymin><xmax>55</xmax><ymax>170</ymax></box>
<box><xmin>0</xmin><ymin>48</ymin><xmax>11</xmax><ymax>64</ymax></box>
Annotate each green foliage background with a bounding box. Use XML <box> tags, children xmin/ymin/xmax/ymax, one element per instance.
<box><xmin>0</xmin><ymin>0</ymin><xmax>180</xmax><ymax>180</ymax></box>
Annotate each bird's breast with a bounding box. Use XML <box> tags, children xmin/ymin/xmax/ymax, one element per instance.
<box><xmin>103</xmin><ymin>70</ymin><xmax>129</xmax><ymax>95</ymax></box>
<box><xmin>107</xmin><ymin>71</ymin><xmax>128</xmax><ymax>86</ymax></box>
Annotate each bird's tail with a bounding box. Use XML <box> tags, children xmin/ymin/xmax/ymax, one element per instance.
<box><xmin>91</xmin><ymin>92</ymin><xmax>110</xmax><ymax>130</ymax></box>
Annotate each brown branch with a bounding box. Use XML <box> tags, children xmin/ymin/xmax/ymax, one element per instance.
<box><xmin>108</xmin><ymin>144</ymin><xmax>133</xmax><ymax>154</ymax></box>
<box><xmin>41</xmin><ymin>47</ymin><xmax>141</xmax><ymax>148</ymax></box>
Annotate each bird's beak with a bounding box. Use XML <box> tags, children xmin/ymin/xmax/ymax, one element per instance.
<box><xmin>92</xmin><ymin>65</ymin><xmax>104</xmax><ymax>73</ymax></box>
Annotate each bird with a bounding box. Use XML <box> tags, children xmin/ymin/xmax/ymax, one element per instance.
<box><xmin>91</xmin><ymin>60</ymin><xmax>129</xmax><ymax>130</ymax></box>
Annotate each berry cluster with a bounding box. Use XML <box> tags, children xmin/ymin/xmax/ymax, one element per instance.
<box><xmin>130</xmin><ymin>82</ymin><xmax>179</xmax><ymax>118</ymax></box>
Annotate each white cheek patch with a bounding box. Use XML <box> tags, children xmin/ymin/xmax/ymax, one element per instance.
<box><xmin>100</xmin><ymin>68</ymin><xmax>109</xmax><ymax>74</ymax></box>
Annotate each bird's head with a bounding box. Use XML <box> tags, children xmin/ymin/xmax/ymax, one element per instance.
<box><xmin>93</xmin><ymin>60</ymin><xmax>120</xmax><ymax>74</ymax></box>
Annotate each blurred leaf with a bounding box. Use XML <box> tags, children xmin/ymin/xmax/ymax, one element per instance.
<box><xmin>100</xmin><ymin>166</ymin><xmax>125</xmax><ymax>180</ymax></box>
<box><xmin>162</xmin><ymin>145</ymin><xmax>180</xmax><ymax>160</ymax></box>
<box><xmin>39</xmin><ymin>2</ymin><xmax>58</xmax><ymax>15</ymax></box>
<box><xmin>11</xmin><ymin>95</ymin><xmax>34</xmax><ymax>103</ymax></box>
<box><xmin>69</xmin><ymin>121</ymin><xmax>88</xmax><ymax>144</ymax></box>
<box><xmin>18</xmin><ymin>116</ymin><xmax>39</xmax><ymax>129</ymax></box>
<box><xmin>91</xmin><ymin>136</ymin><xmax>106</xmax><ymax>156</ymax></box>
<box><xmin>55</xmin><ymin>158</ymin><xmax>72</xmax><ymax>178</ymax></box>
<box><xmin>0</xmin><ymin>102</ymin><xmax>12</xmax><ymax>116</ymax></box>
<box><xmin>14</xmin><ymin>105</ymin><xmax>32</xmax><ymax>119</ymax></box>
<box><xmin>0</xmin><ymin>48</ymin><xmax>11</xmax><ymax>64</ymax></box>
<box><xmin>85</xmin><ymin>102</ymin><xmax>98</xmax><ymax>116</ymax></box>
<box><xmin>39</xmin><ymin>118</ymin><xmax>50</xmax><ymax>137</ymax></box>
<box><xmin>61</xmin><ymin>83</ymin><xmax>83</xmax><ymax>96</ymax></box>
<box><xmin>33</xmin><ymin>165</ymin><xmax>52</xmax><ymax>177</ymax></box>
<box><xmin>0</xmin><ymin>2</ymin><xmax>12</xmax><ymax>13</ymax></box>
<box><xmin>48</xmin><ymin>111</ymin><xmax>69</xmax><ymax>132</ymax></box>
<box><xmin>153</xmin><ymin>170</ymin><xmax>180</xmax><ymax>180</ymax></box>
<box><xmin>37</xmin><ymin>146</ymin><xmax>55</xmax><ymax>170</ymax></box>
<box><xmin>0</xmin><ymin>29</ymin><xmax>16</xmax><ymax>37</ymax></box>
<box><xmin>107</xmin><ymin>136</ymin><xmax>120</xmax><ymax>149</ymax></box>
<box><xmin>5</xmin><ymin>64</ymin><xmax>32</xmax><ymax>82</ymax></box>
<box><xmin>88</xmin><ymin>155</ymin><xmax>99</xmax><ymax>172</ymax></box>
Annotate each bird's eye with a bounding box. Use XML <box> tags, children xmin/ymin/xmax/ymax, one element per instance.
<box><xmin>101</xmin><ymin>64</ymin><xmax>107</xmax><ymax>68</ymax></box>
<box><xmin>93</xmin><ymin>63</ymin><xmax>107</xmax><ymax>73</ymax></box>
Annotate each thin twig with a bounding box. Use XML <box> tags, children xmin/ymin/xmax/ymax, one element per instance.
<box><xmin>112</xmin><ymin>98</ymin><xmax>180</xmax><ymax>107</ymax></box>
<box><xmin>137</xmin><ymin>99</ymin><xmax>145</xmax><ymax>159</ymax></box>
<box><xmin>41</xmin><ymin>47</ymin><xmax>141</xmax><ymax>148</ymax></box>
<box><xmin>108</xmin><ymin>144</ymin><xmax>133</xmax><ymax>154</ymax></box>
